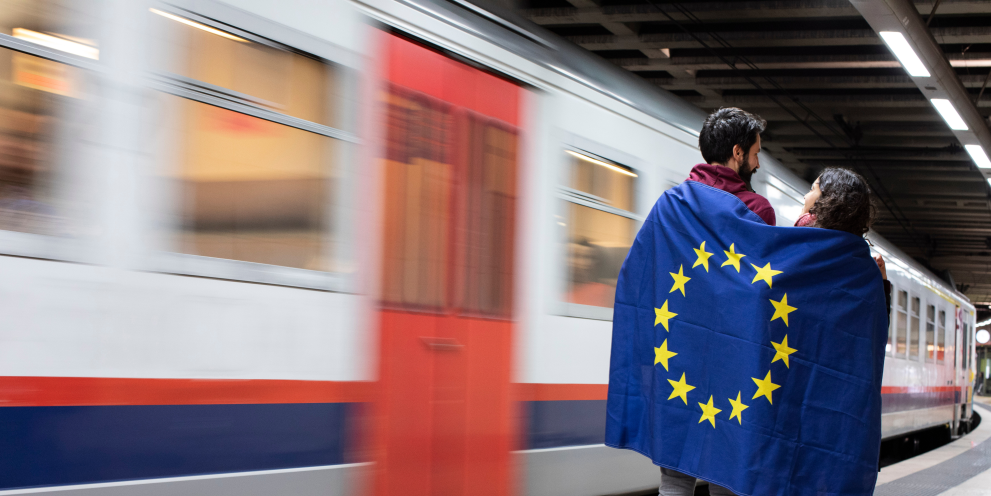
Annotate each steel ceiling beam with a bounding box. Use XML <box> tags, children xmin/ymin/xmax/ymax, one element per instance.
<box><xmin>569</xmin><ymin>25</ymin><xmax>991</xmax><ymax>50</ymax></box>
<box><xmin>769</xmin><ymin>122</ymin><xmax>954</xmax><ymax>136</ymax></box>
<box><xmin>654</xmin><ymin>74</ymin><xmax>991</xmax><ymax>91</ymax></box>
<box><xmin>684</xmin><ymin>94</ymin><xmax>937</xmax><ymax>108</ymax></box>
<box><xmin>616</xmin><ymin>53</ymin><xmax>991</xmax><ymax>73</ymax></box>
<box><xmin>801</xmin><ymin>160</ymin><xmax>974</xmax><ymax>170</ymax></box>
<box><xmin>757</xmin><ymin>109</ymin><xmax>944</xmax><ymax>121</ymax></box>
<box><xmin>772</xmin><ymin>135</ymin><xmax>956</xmax><ymax>146</ymax></box>
<box><xmin>769</xmin><ymin>136</ymin><xmax>957</xmax><ymax>146</ymax></box>
<box><xmin>524</xmin><ymin>0</ymin><xmax>991</xmax><ymax>25</ymax></box>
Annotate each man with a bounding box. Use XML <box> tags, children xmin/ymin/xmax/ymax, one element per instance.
<box><xmin>665</xmin><ymin>107</ymin><xmax>774</xmax><ymax>496</ymax></box>
<box><xmin>606</xmin><ymin>106</ymin><xmax>887</xmax><ymax>496</ymax></box>
<box><xmin>687</xmin><ymin>107</ymin><xmax>775</xmax><ymax>227</ymax></box>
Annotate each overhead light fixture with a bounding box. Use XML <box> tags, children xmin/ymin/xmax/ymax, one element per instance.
<box><xmin>879</xmin><ymin>31</ymin><xmax>930</xmax><ymax>77</ymax></box>
<box><xmin>931</xmin><ymin>99</ymin><xmax>969</xmax><ymax>131</ymax></box>
<box><xmin>950</xmin><ymin>59</ymin><xmax>991</xmax><ymax>68</ymax></box>
<box><xmin>566</xmin><ymin>150</ymin><xmax>638</xmax><ymax>177</ymax></box>
<box><xmin>150</xmin><ymin>8</ymin><xmax>247</xmax><ymax>42</ymax></box>
<box><xmin>965</xmin><ymin>145</ymin><xmax>991</xmax><ymax>168</ymax></box>
<box><xmin>12</xmin><ymin>28</ymin><xmax>99</xmax><ymax>60</ymax></box>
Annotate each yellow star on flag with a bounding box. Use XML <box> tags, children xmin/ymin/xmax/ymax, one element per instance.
<box><xmin>667</xmin><ymin>372</ymin><xmax>696</xmax><ymax>405</ymax></box>
<box><xmin>769</xmin><ymin>294</ymin><xmax>797</xmax><ymax>327</ymax></box>
<box><xmin>654</xmin><ymin>339</ymin><xmax>678</xmax><ymax>371</ymax></box>
<box><xmin>771</xmin><ymin>335</ymin><xmax>798</xmax><ymax>368</ymax></box>
<box><xmin>669</xmin><ymin>265</ymin><xmax>691</xmax><ymax>296</ymax></box>
<box><xmin>728</xmin><ymin>391</ymin><xmax>749</xmax><ymax>424</ymax></box>
<box><xmin>698</xmin><ymin>395</ymin><xmax>722</xmax><ymax>428</ymax></box>
<box><xmin>692</xmin><ymin>241</ymin><xmax>713</xmax><ymax>272</ymax></box>
<box><xmin>721</xmin><ymin>243</ymin><xmax>747</xmax><ymax>272</ymax></box>
<box><xmin>750</xmin><ymin>262</ymin><xmax>783</xmax><ymax>288</ymax></box>
<box><xmin>654</xmin><ymin>300</ymin><xmax>677</xmax><ymax>331</ymax></box>
<box><xmin>751</xmin><ymin>371</ymin><xmax>781</xmax><ymax>404</ymax></box>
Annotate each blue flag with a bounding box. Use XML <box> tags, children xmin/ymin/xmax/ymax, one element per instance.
<box><xmin>606</xmin><ymin>180</ymin><xmax>888</xmax><ymax>496</ymax></box>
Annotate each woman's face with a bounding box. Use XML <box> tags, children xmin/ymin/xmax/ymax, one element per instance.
<box><xmin>803</xmin><ymin>177</ymin><xmax>821</xmax><ymax>215</ymax></box>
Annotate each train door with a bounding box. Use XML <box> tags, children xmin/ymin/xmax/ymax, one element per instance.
<box><xmin>373</xmin><ymin>33</ymin><xmax>521</xmax><ymax>496</ymax></box>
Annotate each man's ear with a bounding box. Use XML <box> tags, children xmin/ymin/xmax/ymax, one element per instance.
<box><xmin>733</xmin><ymin>144</ymin><xmax>744</xmax><ymax>160</ymax></box>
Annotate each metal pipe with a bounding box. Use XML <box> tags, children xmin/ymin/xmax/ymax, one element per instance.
<box><xmin>926</xmin><ymin>0</ymin><xmax>943</xmax><ymax>26</ymax></box>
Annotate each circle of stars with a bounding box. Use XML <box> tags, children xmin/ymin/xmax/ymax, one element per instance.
<box><xmin>652</xmin><ymin>239</ymin><xmax>799</xmax><ymax>428</ymax></box>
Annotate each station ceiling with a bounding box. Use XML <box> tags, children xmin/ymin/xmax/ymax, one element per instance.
<box><xmin>517</xmin><ymin>0</ymin><xmax>991</xmax><ymax>305</ymax></box>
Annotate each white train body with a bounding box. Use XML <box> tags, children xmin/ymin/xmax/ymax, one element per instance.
<box><xmin>0</xmin><ymin>0</ymin><xmax>976</xmax><ymax>495</ymax></box>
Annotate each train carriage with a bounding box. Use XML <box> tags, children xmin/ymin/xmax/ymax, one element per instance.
<box><xmin>0</xmin><ymin>0</ymin><xmax>978</xmax><ymax>495</ymax></box>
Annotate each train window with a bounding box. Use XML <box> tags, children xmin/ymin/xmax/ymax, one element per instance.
<box><xmin>380</xmin><ymin>91</ymin><xmax>450</xmax><ymax>307</ymax></box>
<box><xmin>150</xmin><ymin>8</ymin><xmax>338</xmax><ymax>129</ymax></box>
<box><xmin>937</xmin><ymin>309</ymin><xmax>946</xmax><ymax>363</ymax></box>
<box><xmin>953</xmin><ymin>308</ymin><xmax>960</xmax><ymax>370</ymax></box>
<box><xmin>963</xmin><ymin>322</ymin><xmax>971</xmax><ymax>370</ymax></box>
<box><xmin>163</xmin><ymin>96</ymin><xmax>336</xmax><ymax>270</ymax></box>
<box><xmin>562</xmin><ymin>149</ymin><xmax>637</xmax><ymax>309</ymax></box>
<box><xmin>895</xmin><ymin>291</ymin><xmax>908</xmax><ymax>357</ymax></box>
<box><xmin>886</xmin><ymin>285</ymin><xmax>896</xmax><ymax>355</ymax></box>
<box><xmin>884</xmin><ymin>286</ymin><xmax>898</xmax><ymax>356</ymax></box>
<box><xmin>150</xmin><ymin>8</ymin><xmax>348</xmax><ymax>273</ymax></box>
<box><xmin>925</xmin><ymin>304</ymin><xmax>936</xmax><ymax>363</ymax></box>
<box><xmin>380</xmin><ymin>89</ymin><xmax>518</xmax><ymax>315</ymax></box>
<box><xmin>453</xmin><ymin>117</ymin><xmax>518</xmax><ymax>317</ymax></box>
<box><xmin>909</xmin><ymin>296</ymin><xmax>921</xmax><ymax>360</ymax></box>
<box><xmin>0</xmin><ymin>1</ymin><xmax>100</xmax><ymax>237</ymax></box>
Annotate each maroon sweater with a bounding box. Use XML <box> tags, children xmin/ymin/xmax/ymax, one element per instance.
<box><xmin>686</xmin><ymin>164</ymin><xmax>776</xmax><ymax>226</ymax></box>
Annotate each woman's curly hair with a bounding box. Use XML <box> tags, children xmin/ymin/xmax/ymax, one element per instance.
<box><xmin>810</xmin><ymin>168</ymin><xmax>877</xmax><ymax>236</ymax></box>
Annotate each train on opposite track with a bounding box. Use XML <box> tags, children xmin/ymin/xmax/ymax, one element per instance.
<box><xmin>0</xmin><ymin>0</ymin><xmax>978</xmax><ymax>495</ymax></box>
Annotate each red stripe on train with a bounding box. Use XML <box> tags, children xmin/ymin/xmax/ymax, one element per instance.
<box><xmin>0</xmin><ymin>376</ymin><xmax>374</xmax><ymax>406</ymax></box>
<box><xmin>880</xmin><ymin>386</ymin><xmax>961</xmax><ymax>394</ymax></box>
<box><xmin>0</xmin><ymin>378</ymin><xmax>966</xmax><ymax>406</ymax></box>
<box><xmin>516</xmin><ymin>383</ymin><xmax>609</xmax><ymax>402</ymax></box>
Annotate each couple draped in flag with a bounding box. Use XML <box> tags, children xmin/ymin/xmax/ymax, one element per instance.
<box><xmin>606</xmin><ymin>108</ymin><xmax>890</xmax><ymax>496</ymax></box>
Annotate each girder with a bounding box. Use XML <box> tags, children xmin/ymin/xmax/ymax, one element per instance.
<box><xmin>524</xmin><ymin>1</ymin><xmax>991</xmax><ymax>26</ymax></box>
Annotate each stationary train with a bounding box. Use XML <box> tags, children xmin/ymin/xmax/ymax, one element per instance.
<box><xmin>0</xmin><ymin>0</ymin><xmax>977</xmax><ymax>495</ymax></box>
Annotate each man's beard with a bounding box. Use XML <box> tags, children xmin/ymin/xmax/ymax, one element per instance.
<box><xmin>737</xmin><ymin>153</ymin><xmax>756</xmax><ymax>189</ymax></box>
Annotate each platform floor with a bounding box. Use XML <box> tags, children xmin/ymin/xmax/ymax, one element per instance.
<box><xmin>873</xmin><ymin>396</ymin><xmax>991</xmax><ymax>496</ymax></box>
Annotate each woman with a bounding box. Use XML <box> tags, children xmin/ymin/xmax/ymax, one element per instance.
<box><xmin>796</xmin><ymin>167</ymin><xmax>890</xmax><ymax>310</ymax></box>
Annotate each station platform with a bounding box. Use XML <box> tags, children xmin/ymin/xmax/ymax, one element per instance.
<box><xmin>874</xmin><ymin>397</ymin><xmax>991</xmax><ymax>496</ymax></box>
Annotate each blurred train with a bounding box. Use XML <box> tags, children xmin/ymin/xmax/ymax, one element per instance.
<box><xmin>0</xmin><ymin>0</ymin><xmax>978</xmax><ymax>495</ymax></box>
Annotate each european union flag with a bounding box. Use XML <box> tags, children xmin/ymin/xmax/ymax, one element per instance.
<box><xmin>606</xmin><ymin>181</ymin><xmax>888</xmax><ymax>496</ymax></box>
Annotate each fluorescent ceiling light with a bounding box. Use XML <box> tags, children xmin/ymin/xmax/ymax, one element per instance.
<box><xmin>879</xmin><ymin>31</ymin><xmax>930</xmax><ymax>77</ymax></box>
<box><xmin>968</xmin><ymin>145</ymin><xmax>991</xmax><ymax>168</ymax></box>
<box><xmin>566</xmin><ymin>150</ymin><xmax>638</xmax><ymax>177</ymax></box>
<box><xmin>12</xmin><ymin>28</ymin><xmax>99</xmax><ymax>60</ymax></box>
<box><xmin>950</xmin><ymin>59</ymin><xmax>991</xmax><ymax>68</ymax></box>
<box><xmin>931</xmin><ymin>99</ymin><xmax>969</xmax><ymax>131</ymax></box>
<box><xmin>150</xmin><ymin>8</ymin><xmax>247</xmax><ymax>42</ymax></box>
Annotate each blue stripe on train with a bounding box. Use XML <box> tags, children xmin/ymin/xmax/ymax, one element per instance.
<box><xmin>525</xmin><ymin>400</ymin><xmax>606</xmax><ymax>450</ymax></box>
<box><xmin>0</xmin><ymin>403</ymin><xmax>359</xmax><ymax>491</ymax></box>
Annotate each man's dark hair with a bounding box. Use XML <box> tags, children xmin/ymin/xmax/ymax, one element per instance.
<box><xmin>811</xmin><ymin>168</ymin><xmax>877</xmax><ymax>236</ymax></box>
<box><xmin>699</xmin><ymin>108</ymin><xmax>767</xmax><ymax>164</ymax></box>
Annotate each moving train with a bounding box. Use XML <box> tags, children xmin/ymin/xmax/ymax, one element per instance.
<box><xmin>0</xmin><ymin>0</ymin><xmax>977</xmax><ymax>495</ymax></box>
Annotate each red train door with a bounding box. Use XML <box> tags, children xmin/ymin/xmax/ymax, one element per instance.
<box><xmin>373</xmin><ymin>33</ymin><xmax>521</xmax><ymax>496</ymax></box>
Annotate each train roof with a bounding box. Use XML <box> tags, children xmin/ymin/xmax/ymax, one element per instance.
<box><xmin>401</xmin><ymin>0</ymin><xmax>708</xmax><ymax>135</ymax></box>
